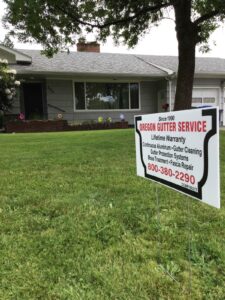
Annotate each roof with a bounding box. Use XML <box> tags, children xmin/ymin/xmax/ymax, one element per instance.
<box><xmin>138</xmin><ymin>55</ymin><xmax>225</xmax><ymax>75</ymax></box>
<box><xmin>2</xmin><ymin>47</ymin><xmax>225</xmax><ymax>77</ymax></box>
<box><xmin>13</xmin><ymin>50</ymin><xmax>166</xmax><ymax>77</ymax></box>
<box><xmin>0</xmin><ymin>45</ymin><xmax>32</xmax><ymax>64</ymax></box>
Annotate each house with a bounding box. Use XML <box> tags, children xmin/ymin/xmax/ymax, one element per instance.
<box><xmin>0</xmin><ymin>42</ymin><xmax>224</xmax><ymax>126</ymax></box>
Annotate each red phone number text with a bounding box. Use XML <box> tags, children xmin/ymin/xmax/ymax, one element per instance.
<box><xmin>147</xmin><ymin>163</ymin><xmax>195</xmax><ymax>185</ymax></box>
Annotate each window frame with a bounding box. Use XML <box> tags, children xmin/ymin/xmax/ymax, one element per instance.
<box><xmin>73</xmin><ymin>80</ymin><xmax>141</xmax><ymax>112</ymax></box>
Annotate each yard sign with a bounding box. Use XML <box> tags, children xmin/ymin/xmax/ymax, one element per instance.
<box><xmin>135</xmin><ymin>107</ymin><xmax>220</xmax><ymax>208</ymax></box>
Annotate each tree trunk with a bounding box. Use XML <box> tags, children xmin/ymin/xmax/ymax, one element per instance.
<box><xmin>173</xmin><ymin>1</ymin><xmax>198</xmax><ymax>111</ymax></box>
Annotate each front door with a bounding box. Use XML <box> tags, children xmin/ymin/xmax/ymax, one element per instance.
<box><xmin>23</xmin><ymin>83</ymin><xmax>44</xmax><ymax>120</ymax></box>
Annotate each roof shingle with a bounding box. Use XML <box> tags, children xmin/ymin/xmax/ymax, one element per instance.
<box><xmin>12</xmin><ymin>49</ymin><xmax>225</xmax><ymax>77</ymax></box>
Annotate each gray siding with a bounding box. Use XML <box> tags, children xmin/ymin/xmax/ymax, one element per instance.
<box><xmin>46</xmin><ymin>79</ymin><xmax>158</xmax><ymax>124</ymax></box>
<box><xmin>140</xmin><ymin>81</ymin><xmax>158</xmax><ymax>114</ymax></box>
<box><xmin>193</xmin><ymin>78</ymin><xmax>222</xmax><ymax>86</ymax></box>
<box><xmin>46</xmin><ymin>79</ymin><xmax>74</xmax><ymax>120</ymax></box>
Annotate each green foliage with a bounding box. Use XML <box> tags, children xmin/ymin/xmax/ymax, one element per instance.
<box><xmin>0</xmin><ymin>59</ymin><xmax>20</xmax><ymax>112</ymax></box>
<box><xmin>3</xmin><ymin>0</ymin><xmax>225</xmax><ymax>55</ymax></box>
<box><xmin>0</xmin><ymin>129</ymin><xmax>225</xmax><ymax>299</ymax></box>
<box><xmin>0</xmin><ymin>111</ymin><xmax>3</xmax><ymax>128</ymax></box>
<box><xmin>0</xmin><ymin>34</ymin><xmax>14</xmax><ymax>48</ymax></box>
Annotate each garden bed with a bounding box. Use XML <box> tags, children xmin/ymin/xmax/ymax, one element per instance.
<box><xmin>5</xmin><ymin>120</ymin><xmax>129</xmax><ymax>133</ymax></box>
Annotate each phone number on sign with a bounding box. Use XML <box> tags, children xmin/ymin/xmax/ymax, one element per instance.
<box><xmin>147</xmin><ymin>163</ymin><xmax>196</xmax><ymax>185</ymax></box>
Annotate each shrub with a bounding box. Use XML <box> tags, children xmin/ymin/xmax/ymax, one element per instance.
<box><xmin>0</xmin><ymin>59</ymin><xmax>20</xmax><ymax>113</ymax></box>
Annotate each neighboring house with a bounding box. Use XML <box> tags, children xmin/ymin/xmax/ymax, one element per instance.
<box><xmin>0</xmin><ymin>43</ymin><xmax>224</xmax><ymax>125</ymax></box>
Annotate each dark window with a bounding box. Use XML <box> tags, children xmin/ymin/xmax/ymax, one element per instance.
<box><xmin>75</xmin><ymin>82</ymin><xmax>85</xmax><ymax>110</ymax></box>
<box><xmin>23</xmin><ymin>83</ymin><xmax>44</xmax><ymax>119</ymax></box>
<box><xmin>130</xmin><ymin>83</ymin><xmax>139</xmax><ymax>109</ymax></box>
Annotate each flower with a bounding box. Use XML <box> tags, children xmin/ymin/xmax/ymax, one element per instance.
<box><xmin>14</xmin><ymin>80</ymin><xmax>21</xmax><ymax>86</ymax></box>
<box><xmin>18</xmin><ymin>113</ymin><xmax>25</xmax><ymax>120</ymax></box>
<box><xmin>98</xmin><ymin>116</ymin><xmax>104</xmax><ymax>123</ymax></box>
<box><xmin>6</xmin><ymin>69</ymin><xmax>17</xmax><ymax>75</ymax></box>
<box><xmin>0</xmin><ymin>59</ymin><xmax>7</xmax><ymax>64</ymax></box>
<box><xmin>106</xmin><ymin>117</ymin><xmax>112</xmax><ymax>123</ymax></box>
<box><xmin>120</xmin><ymin>114</ymin><xmax>125</xmax><ymax>121</ymax></box>
<box><xmin>57</xmin><ymin>113</ymin><xmax>63</xmax><ymax>119</ymax></box>
<box><xmin>7</xmin><ymin>95</ymin><xmax>13</xmax><ymax>100</ymax></box>
<box><xmin>5</xmin><ymin>88</ymin><xmax>11</xmax><ymax>95</ymax></box>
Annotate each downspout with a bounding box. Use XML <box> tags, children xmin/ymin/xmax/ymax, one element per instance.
<box><xmin>165</xmin><ymin>74</ymin><xmax>176</xmax><ymax>112</ymax></box>
<box><xmin>167</xmin><ymin>78</ymin><xmax>172</xmax><ymax>112</ymax></box>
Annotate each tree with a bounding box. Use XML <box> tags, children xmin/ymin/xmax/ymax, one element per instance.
<box><xmin>3</xmin><ymin>0</ymin><xmax>225</xmax><ymax>110</ymax></box>
<box><xmin>0</xmin><ymin>34</ymin><xmax>14</xmax><ymax>49</ymax></box>
<box><xmin>0</xmin><ymin>59</ymin><xmax>20</xmax><ymax>112</ymax></box>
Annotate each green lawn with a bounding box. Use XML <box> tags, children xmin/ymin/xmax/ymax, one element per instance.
<box><xmin>0</xmin><ymin>129</ymin><xmax>225</xmax><ymax>300</ymax></box>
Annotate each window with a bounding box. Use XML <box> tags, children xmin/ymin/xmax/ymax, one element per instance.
<box><xmin>203</xmin><ymin>97</ymin><xmax>216</xmax><ymax>103</ymax></box>
<box><xmin>192</xmin><ymin>97</ymin><xmax>202</xmax><ymax>104</ymax></box>
<box><xmin>74</xmin><ymin>82</ymin><xmax>139</xmax><ymax>110</ymax></box>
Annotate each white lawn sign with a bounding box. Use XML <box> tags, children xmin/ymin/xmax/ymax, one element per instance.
<box><xmin>135</xmin><ymin>107</ymin><xmax>220</xmax><ymax>208</ymax></box>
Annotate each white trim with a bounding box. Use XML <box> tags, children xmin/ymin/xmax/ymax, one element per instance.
<box><xmin>18</xmin><ymin>69</ymin><xmax>164</xmax><ymax>78</ymax></box>
<box><xmin>72</xmin><ymin>78</ymin><xmax>141</xmax><ymax>83</ymax></box>
<box><xmin>223</xmin><ymin>103</ymin><xmax>225</xmax><ymax>126</ymax></box>
<box><xmin>168</xmin><ymin>80</ymin><xmax>172</xmax><ymax>112</ymax></box>
<box><xmin>222</xmin><ymin>87</ymin><xmax>225</xmax><ymax>100</ymax></box>
<box><xmin>46</xmin><ymin>76</ymin><xmax>160</xmax><ymax>82</ymax></box>
<box><xmin>73</xmin><ymin>81</ymin><xmax>141</xmax><ymax>112</ymax></box>
<box><xmin>72</xmin><ymin>80</ymin><xmax>76</xmax><ymax>112</ymax></box>
<box><xmin>139</xmin><ymin>82</ymin><xmax>142</xmax><ymax>110</ymax></box>
<box><xmin>84</xmin><ymin>82</ymin><xmax>87</xmax><ymax>110</ymax></box>
<box><xmin>193</xmin><ymin>86</ymin><xmax>221</xmax><ymax>89</ymax></box>
<box><xmin>74</xmin><ymin>109</ymin><xmax>141</xmax><ymax>112</ymax></box>
<box><xmin>128</xmin><ymin>83</ymin><xmax>131</xmax><ymax>109</ymax></box>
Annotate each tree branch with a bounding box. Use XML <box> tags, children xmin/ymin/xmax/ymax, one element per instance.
<box><xmin>97</xmin><ymin>2</ymin><xmax>172</xmax><ymax>29</ymax></box>
<box><xmin>55</xmin><ymin>1</ymin><xmax>172</xmax><ymax>29</ymax></box>
<box><xmin>194</xmin><ymin>9</ymin><xmax>222</xmax><ymax>25</ymax></box>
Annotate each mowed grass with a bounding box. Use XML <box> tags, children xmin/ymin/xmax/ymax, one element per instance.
<box><xmin>0</xmin><ymin>129</ymin><xmax>225</xmax><ymax>300</ymax></box>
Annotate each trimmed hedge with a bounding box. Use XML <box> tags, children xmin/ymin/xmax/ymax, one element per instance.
<box><xmin>5</xmin><ymin>120</ymin><xmax>129</xmax><ymax>133</ymax></box>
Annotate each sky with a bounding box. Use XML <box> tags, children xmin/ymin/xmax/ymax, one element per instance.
<box><xmin>1</xmin><ymin>1</ymin><xmax>225</xmax><ymax>58</ymax></box>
